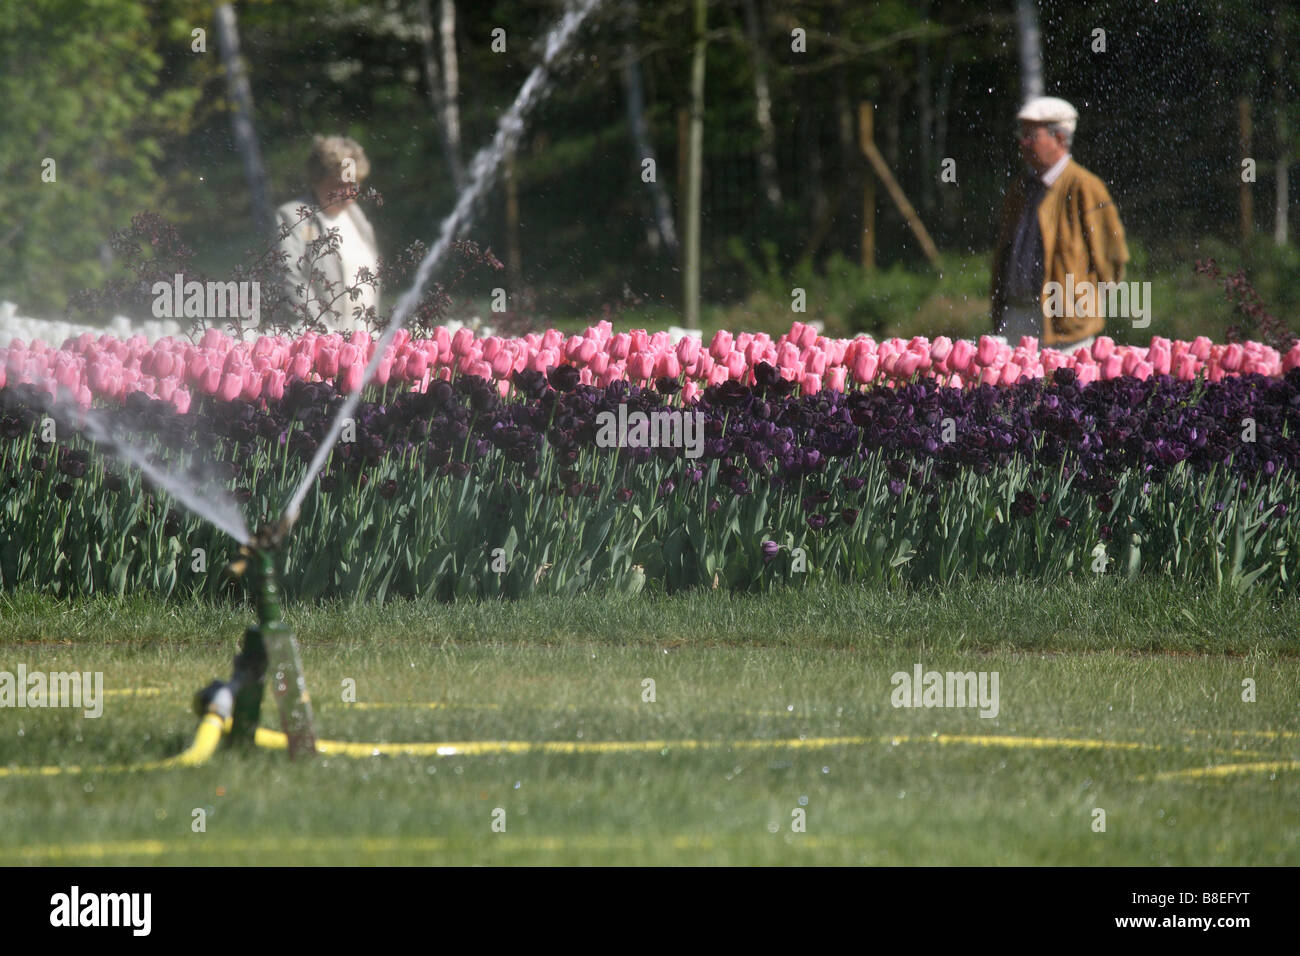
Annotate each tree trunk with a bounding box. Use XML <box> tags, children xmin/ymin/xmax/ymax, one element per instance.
<box><xmin>860</xmin><ymin>102</ymin><xmax>875</xmax><ymax>272</ymax></box>
<box><xmin>439</xmin><ymin>0</ymin><xmax>463</xmax><ymax>181</ymax></box>
<box><xmin>934</xmin><ymin>41</ymin><xmax>956</xmax><ymax>236</ymax></box>
<box><xmin>417</xmin><ymin>0</ymin><xmax>466</xmax><ymax>189</ymax></box>
<box><xmin>741</xmin><ymin>0</ymin><xmax>781</xmax><ymax>207</ymax></box>
<box><xmin>683</xmin><ymin>0</ymin><xmax>707</xmax><ymax>329</ymax></box>
<box><xmin>621</xmin><ymin>0</ymin><xmax>678</xmax><ymax>255</ymax></box>
<box><xmin>1274</xmin><ymin>5</ymin><xmax>1289</xmax><ymax>246</ymax></box>
<box><xmin>504</xmin><ymin>142</ymin><xmax>522</xmax><ymax>289</ymax></box>
<box><xmin>1240</xmin><ymin>96</ymin><xmax>1255</xmax><ymax>246</ymax></box>
<box><xmin>214</xmin><ymin>3</ymin><xmax>273</xmax><ymax>235</ymax></box>
<box><xmin>917</xmin><ymin>0</ymin><xmax>934</xmax><ymax>219</ymax></box>
<box><xmin>1015</xmin><ymin>0</ymin><xmax>1043</xmax><ymax>103</ymax></box>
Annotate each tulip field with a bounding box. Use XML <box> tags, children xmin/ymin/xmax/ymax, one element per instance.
<box><xmin>2</xmin><ymin>321</ymin><xmax>1298</xmax><ymax>600</ymax></box>
<box><xmin>2</xmin><ymin>320</ymin><xmax>1299</xmax><ymax>866</ymax></box>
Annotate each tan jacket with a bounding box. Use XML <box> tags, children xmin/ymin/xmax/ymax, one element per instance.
<box><xmin>990</xmin><ymin>158</ymin><xmax>1129</xmax><ymax>345</ymax></box>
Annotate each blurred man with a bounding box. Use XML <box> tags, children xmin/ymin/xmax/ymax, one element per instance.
<box><xmin>276</xmin><ymin>135</ymin><xmax>379</xmax><ymax>332</ymax></box>
<box><xmin>990</xmin><ymin>97</ymin><xmax>1128</xmax><ymax>353</ymax></box>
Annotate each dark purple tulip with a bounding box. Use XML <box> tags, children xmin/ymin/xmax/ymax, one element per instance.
<box><xmin>319</xmin><ymin>474</ymin><xmax>338</xmax><ymax>493</ymax></box>
<box><xmin>761</xmin><ymin>540</ymin><xmax>780</xmax><ymax>563</ymax></box>
<box><xmin>54</xmin><ymin>481</ymin><xmax>74</xmax><ymax>501</ymax></box>
<box><xmin>842</xmin><ymin>476</ymin><xmax>866</xmax><ymax>491</ymax></box>
<box><xmin>378</xmin><ymin>479</ymin><xmax>399</xmax><ymax>499</ymax></box>
<box><xmin>233</xmin><ymin>487</ymin><xmax>253</xmax><ymax>504</ymax></box>
<box><xmin>887</xmin><ymin>479</ymin><xmax>904</xmax><ymax>496</ymax></box>
<box><xmin>707</xmin><ymin>498</ymin><xmax>721</xmax><ymax>514</ymax></box>
<box><xmin>1054</xmin><ymin>516</ymin><xmax>1071</xmax><ymax>529</ymax></box>
<box><xmin>657</xmin><ymin>478</ymin><xmax>675</xmax><ymax>498</ymax></box>
<box><xmin>58</xmin><ymin>452</ymin><xmax>87</xmax><ymax>479</ymax></box>
<box><xmin>1096</xmin><ymin>494</ymin><xmax>1113</xmax><ymax>514</ymax></box>
<box><xmin>616</xmin><ymin>487</ymin><xmax>634</xmax><ymax>503</ymax></box>
<box><xmin>840</xmin><ymin>508</ymin><xmax>858</xmax><ymax>525</ymax></box>
<box><xmin>547</xmin><ymin>364</ymin><xmax>581</xmax><ymax>392</ymax></box>
<box><xmin>31</xmin><ymin>455</ymin><xmax>47</xmax><ymax>472</ymax></box>
<box><xmin>104</xmin><ymin>472</ymin><xmax>124</xmax><ymax>493</ymax></box>
<box><xmin>807</xmin><ymin>514</ymin><xmax>827</xmax><ymax>530</ymax></box>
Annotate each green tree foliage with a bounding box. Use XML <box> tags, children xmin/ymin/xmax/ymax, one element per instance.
<box><xmin>0</xmin><ymin>0</ymin><xmax>204</xmax><ymax>312</ymax></box>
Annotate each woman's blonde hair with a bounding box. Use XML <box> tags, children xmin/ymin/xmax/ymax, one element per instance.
<box><xmin>306</xmin><ymin>134</ymin><xmax>371</xmax><ymax>186</ymax></box>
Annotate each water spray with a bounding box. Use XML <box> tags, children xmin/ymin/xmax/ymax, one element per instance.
<box><xmin>184</xmin><ymin>0</ymin><xmax>604</xmax><ymax>765</ymax></box>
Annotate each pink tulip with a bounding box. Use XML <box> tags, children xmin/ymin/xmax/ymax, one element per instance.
<box><xmin>976</xmin><ymin>336</ymin><xmax>1000</xmax><ymax>367</ymax></box>
<box><xmin>218</xmin><ymin>373</ymin><xmax>242</xmax><ymax>402</ymax></box>
<box><xmin>1101</xmin><ymin>354</ymin><xmax>1123</xmax><ymax>379</ymax></box>
<box><xmin>949</xmin><ymin>340</ymin><xmax>975</xmax><ymax>375</ymax></box>
<box><xmin>172</xmin><ymin>387</ymin><xmax>191</xmax><ymax>414</ymax></box>
<box><xmin>1222</xmin><ymin>343</ymin><xmax>1244</xmax><ymax>372</ymax></box>
<box><xmin>340</xmin><ymin>362</ymin><xmax>364</xmax><ymax>393</ymax></box>
<box><xmin>628</xmin><ymin>353</ymin><xmax>655</xmax><ymax>380</ymax></box>
<box><xmin>799</xmin><ymin>372</ymin><xmax>822</xmax><ymax>395</ymax></box>
<box><xmin>240</xmin><ymin>369</ymin><xmax>262</xmax><ymax>401</ymax></box>
<box><xmin>490</xmin><ymin>351</ymin><xmax>514</xmax><ymax>379</ymax></box>
<box><xmin>1092</xmin><ymin>336</ymin><xmax>1115</xmax><ymax>361</ymax></box>
<box><xmin>724</xmin><ymin>351</ymin><xmax>746</xmax><ymax>379</ymax></box>
<box><xmin>656</xmin><ymin>352</ymin><xmax>681</xmax><ymax>379</ymax></box>
<box><xmin>852</xmin><ymin>353</ymin><xmax>879</xmax><ymax>384</ymax></box>
<box><xmin>676</xmin><ymin>336</ymin><xmax>700</xmax><ymax>369</ymax></box>
<box><xmin>896</xmin><ymin>352</ymin><xmax>923</xmax><ymax>378</ymax></box>
<box><xmin>316</xmin><ymin>347</ymin><xmax>339</xmax><ymax>379</ymax></box>
<box><xmin>451</xmin><ymin>327</ymin><xmax>475</xmax><ymax>358</ymax></box>
<box><xmin>1189</xmin><ymin>336</ymin><xmax>1212</xmax><ymax>361</ymax></box>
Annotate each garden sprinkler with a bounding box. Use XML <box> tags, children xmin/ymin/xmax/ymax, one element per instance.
<box><xmin>193</xmin><ymin>518</ymin><xmax>318</xmax><ymax>759</ymax></box>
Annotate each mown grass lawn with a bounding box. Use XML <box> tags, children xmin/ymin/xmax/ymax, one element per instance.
<box><xmin>1</xmin><ymin>578</ymin><xmax>1298</xmax><ymax>865</ymax></box>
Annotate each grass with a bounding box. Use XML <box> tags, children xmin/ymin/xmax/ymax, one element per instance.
<box><xmin>1</xmin><ymin>578</ymin><xmax>1298</xmax><ymax>865</ymax></box>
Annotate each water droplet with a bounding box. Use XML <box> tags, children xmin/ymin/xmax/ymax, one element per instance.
<box><xmin>786</xmin><ymin>704</ymin><xmax>794</xmax><ymax>712</ymax></box>
<box><xmin>821</xmin><ymin>766</ymin><xmax>830</xmax><ymax>774</ymax></box>
<box><xmin>514</xmin><ymin>781</ymin><xmax>521</xmax><ymax>789</ymax></box>
<box><xmin>798</xmin><ymin>795</ymin><xmax>809</xmax><ymax>806</ymax></box>
<box><xmin>766</xmin><ymin>821</ymin><xmax>779</xmax><ymax>834</ymax></box>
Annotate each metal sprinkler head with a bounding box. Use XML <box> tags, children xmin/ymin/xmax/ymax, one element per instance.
<box><xmin>198</xmin><ymin>517</ymin><xmax>318</xmax><ymax>758</ymax></box>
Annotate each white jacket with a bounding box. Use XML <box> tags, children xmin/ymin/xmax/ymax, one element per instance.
<box><xmin>275</xmin><ymin>197</ymin><xmax>379</xmax><ymax>332</ymax></box>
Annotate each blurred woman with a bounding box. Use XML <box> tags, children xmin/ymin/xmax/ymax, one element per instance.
<box><xmin>276</xmin><ymin>135</ymin><xmax>379</xmax><ymax>332</ymax></box>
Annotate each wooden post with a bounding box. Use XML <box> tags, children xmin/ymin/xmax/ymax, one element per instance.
<box><xmin>858</xmin><ymin>104</ymin><xmax>941</xmax><ymax>267</ymax></box>
<box><xmin>1240</xmin><ymin>96</ymin><xmax>1255</xmax><ymax>246</ymax></box>
<box><xmin>859</xmin><ymin>102</ymin><xmax>876</xmax><ymax>272</ymax></box>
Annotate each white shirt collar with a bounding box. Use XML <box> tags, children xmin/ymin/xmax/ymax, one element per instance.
<box><xmin>1041</xmin><ymin>153</ymin><xmax>1071</xmax><ymax>186</ymax></box>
